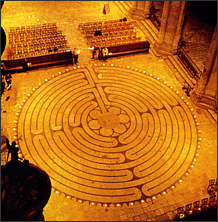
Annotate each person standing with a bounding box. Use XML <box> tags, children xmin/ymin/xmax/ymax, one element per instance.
<box><xmin>73</xmin><ymin>48</ymin><xmax>80</xmax><ymax>65</ymax></box>
<box><xmin>22</xmin><ymin>58</ymin><xmax>28</xmax><ymax>72</ymax></box>
<box><xmin>88</xmin><ymin>45</ymin><xmax>95</xmax><ymax>59</ymax></box>
<box><xmin>102</xmin><ymin>47</ymin><xmax>108</xmax><ymax>61</ymax></box>
<box><xmin>5</xmin><ymin>73</ymin><xmax>12</xmax><ymax>90</ymax></box>
<box><xmin>95</xmin><ymin>46</ymin><xmax>100</xmax><ymax>59</ymax></box>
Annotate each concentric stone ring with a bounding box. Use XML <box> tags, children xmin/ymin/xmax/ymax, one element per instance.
<box><xmin>16</xmin><ymin>65</ymin><xmax>199</xmax><ymax>205</ymax></box>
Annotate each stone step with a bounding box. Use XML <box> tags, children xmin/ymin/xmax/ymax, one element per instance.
<box><xmin>163</xmin><ymin>58</ymin><xmax>186</xmax><ymax>87</ymax></box>
<box><xmin>143</xmin><ymin>19</ymin><xmax>159</xmax><ymax>35</ymax></box>
<box><xmin>168</xmin><ymin>55</ymin><xmax>196</xmax><ymax>88</ymax></box>
<box><xmin>124</xmin><ymin>1</ymin><xmax>133</xmax><ymax>9</ymax></box>
<box><xmin>113</xmin><ymin>1</ymin><xmax>129</xmax><ymax>18</ymax></box>
<box><xmin>137</xmin><ymin>21</ymin><xmax>156</xmax><ymax>45</ymax></box>
<box><xmin>120</xmin><ymin>1</ymin><xmax>131</xmax><ymax>13</ymax></box>
<box><xmin>140</xmin><ymin>20</ymin><xmax>158</xmax><ymax>45</ymax></box>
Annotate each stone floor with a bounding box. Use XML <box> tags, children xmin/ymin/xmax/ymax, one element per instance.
<box><xmin>1</xmin><ymin>1</ymin><xmax>217</xmax><ymax>221</ymax></box>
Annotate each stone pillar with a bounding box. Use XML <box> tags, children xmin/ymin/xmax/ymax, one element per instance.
<box><xmin>190</xmin><ymin>25</ymin><xmax>217</xmax><ymax>111</ymax></box>
<box><xmin>153</xmin><ymin>1</ymin><xmax>187</xmax><ymax>55</ymax></box>
<box><xmin>129</xmin><ymin>1</ymin><xmax>151</xmax><ymax>20</ymax></box>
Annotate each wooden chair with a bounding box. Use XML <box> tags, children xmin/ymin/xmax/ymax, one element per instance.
<box><xmin>31</xmin><ymin>25</ymin><xmax>35</xmax><ymax>31</ymax></box>
<box><xmin>26</xmin><ymin>26</ymin><xmax>30</xmax><ymax>32</ymax></box>
<box><xmin>36</xmin><ymin>24</ymin><xmax>41</xmax><ymax>30</ymax></box>
<box><xmin>15</xmin><ymin>27</ymin><xmax>20</xmax><ymax>33</ymax></box>
<box><xmin>209</xmin><ymin>195</ymin><xmax>217</xmax><ymax>208</ymax></box>
<box><xmin>184</xmin><ymin>203</ymin><xmax>193</xmax><ymax>216</ymax></box>
<box><xmin>47</xmin><ymin>23</ymin><xmax>52</xmax><ymax>29</ymax></box>
<box><xmin>42</xmin><ymin>24</ymin><xmax>46</xmax><ymax>30</ymax></box>
<box><xmin>176</xmin><ymin>206</ymin><xmax>185</xmax><ymax>219</ymax></box>
<box><xmin>201</xmin><ymin>197</ymin><xmax>210</xmax><ymax>211</ymax></box>
<box><xmin>10</xmin><ymin>27</ymin><xmax>15</xmax><ymax>32</ymax></box>
<box><xmin>193</xmin><ymin>200</ymin><xmax>201</xmax><ymax>213</ymax></box>
<box><xmin>208</xmin><ymin>179</ymin><xmax>217</xmax><ymax>195</ymax></box>
<box><xmin>21</xmin><ymin>26</ymin><xmax>25</xmax><ymax>32</ymax></box>
<box><xmin>9</xmin><ymin>38</ymin><xmax>14</xmax><ymax>45</ymax></box>
<box><xmin>23</xmin><ymin>47</ymin><xmax>29</xmax><ymax>53</ymax></box>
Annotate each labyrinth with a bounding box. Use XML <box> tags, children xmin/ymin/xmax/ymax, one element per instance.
<box><xmin>16</xmin><ymin>64</ymin><xmax>200</xmax><ymax>205</ymax></box>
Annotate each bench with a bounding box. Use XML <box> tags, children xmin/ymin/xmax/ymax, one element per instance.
<box><xmin>1</xmin><ymin>51</ymin><xmax>73</xmax><ymax>74</ymax></box>
<box><xmin>106</xmin><ymin>41</ymin><xmax>150</xmax><ymax>57</ymax></box>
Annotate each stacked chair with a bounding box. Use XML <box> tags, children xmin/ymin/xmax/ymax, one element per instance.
<box><xmin>8</xmin><ymin>23</ymin><xmax>69</xmax><ymax>59</ymax></box>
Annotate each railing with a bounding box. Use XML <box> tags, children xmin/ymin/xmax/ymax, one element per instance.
<box><xmin>177</xmin><ymin>47</ymin><xmax>202</xmax><ymax>81</ymax></box>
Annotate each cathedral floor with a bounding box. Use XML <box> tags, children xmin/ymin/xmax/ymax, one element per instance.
<box><xmin>1</xmin><ymin>1</ymin><xmax>217</xmax><ymax>221</ymax></box>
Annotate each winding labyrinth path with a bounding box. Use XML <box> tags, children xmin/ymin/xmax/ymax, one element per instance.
<box><xmin>16</xmin><ymin>65</ymin><xmax>200</xmax><ymax>205</ymax></box>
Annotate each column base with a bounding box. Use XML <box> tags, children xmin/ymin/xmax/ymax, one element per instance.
<box><xmin>153</xmin><ymin>42</ymin><xmax>178</xmax><ymax>55</ymax></box>
<box><xmin>190</xmin><ymin>90</ymin><xmax>217</xmax><ymax>112</ymax></box>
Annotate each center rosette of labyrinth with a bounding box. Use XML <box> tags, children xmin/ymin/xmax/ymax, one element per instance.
<box><xmin>16</xmin><ymin>66</ymin><xmax>200</xmax><ymax>205</ymax></box>
<box><xmin>89</xmin><ymin>107</ymin><xmax>129</xmax><ymax>136</ymax></box>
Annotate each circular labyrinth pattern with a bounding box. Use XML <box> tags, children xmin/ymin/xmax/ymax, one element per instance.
<box><xmin>15</xmin><ymin>65</ymin><xmax>201</xmax><ymax>206</ymax></box>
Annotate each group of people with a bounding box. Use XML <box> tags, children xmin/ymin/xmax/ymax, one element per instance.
<box><xmin>90</xmin><ymin>46</ymin><xmax>109</xmax><ymax>61</ymax></box>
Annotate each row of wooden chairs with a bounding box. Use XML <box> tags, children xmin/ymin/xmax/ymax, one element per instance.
<box><xmin>12</xmin><ymin>46</ymin><xmax>70</xmax><ymax>59</ymax></box>
<box><xmin>12</xmin><ymin>41</ymin><xmax>67</xmax><ymax>55</ymax></box>
<box><xmin>176</xmin><ymin>196</ymin><xmax>217</xmax><ymax>219</ymax></box>
<box><xmin>89</xmin><ymin>37</ymin><xmax>142</xmax><ymax>48</ymax></box>
<box><xmin>9</xmin><ymin>29</ymin><xmax>62</xmax><ymax>39</ymax></box>
<box><xmin>10</xmin><ymin>23</ymin><xmax>57</xmax><ymax>33</ymax></box>
<box><xmin>83</xmin><ymin>23</ymin><xmax>134</xmax><ymax>32</ymax></box>
<box><xmin>79</xmin><ymin>20</ymin><xmax>133</xmax><ymax>30</ymax></box>
<box><xmin>84</xmin><ymin>25</ymin><xmax>134</xmax><ymax>36</ymax></box>
<box><xmin>12</xmin><ymin>47</ymin><xmax>69</xmax><ymax>59</ymax></box>
<box><xmin>8</xmin><ymin>31</ymin><xmax>63</xmax><ymax>44</ymax></box>
<box><xmin>87</xmin><ymin>32</ymin><xmax>137</xmax><ymax>42</ymax></box>
<box><xmin>10</xmin><ymin>35</ymin><xmax>67</xmax><ymax>48</ymax></box>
